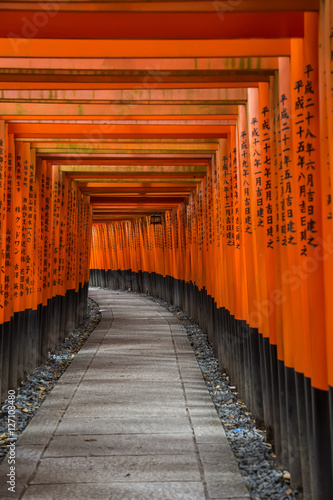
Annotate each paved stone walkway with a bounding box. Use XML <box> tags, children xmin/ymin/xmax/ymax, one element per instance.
<box><xmin>0</xmin><ymin>288</ymin><xmax>250</xmax><ymax>499</ymax></box>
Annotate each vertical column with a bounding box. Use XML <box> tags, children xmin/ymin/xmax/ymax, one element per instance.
<box><xmin>0</xmin><ymin>122</ymin><xmax>7</xmax><ymax>400</ymax></box>
<box><xmin>318</xmin><ymin>6</ymin><xmax>333</xmax><ymax>485</ymax></box>
<box><xmin>248</xmin><ymin>87</ymin><xmax>270</xmax><ymax>337</ymax></box>
<box><xmin>34</xmin><ymin>158</ymin><xmax>43</xmax><ymax>309</ymax></box>
<box><xmin>5</xmin><ymin>134</ymin><xmax>15</xmax><ymax>326</ymax></box>
<box><xmin>43</xmin><ymin>162</ymin><xmax>52</xmax><ymax>306</ymax></box>
<box><xmin>218</xmin><ymin>139</ymin><xmax>228</xmax><ymax>316</ymax></box>
<box><xmin>59</xmin><ymin>170</ymin><xmax>67</xmax><ymax>298</ymax></box>
<box><xmin>290</xmin><ymin>37</ymin><xmax>312</xmax><ymax>495</ymax></box>
<box><xmin>303</xmin><ymin>12</ymin><xmax>332</xmax><ymax>499</ymax></box>
<box><xmin>0</xmin><ymin>122</ymin><xmax>6</xmax><ymax>325</ymax></box>
<box><xmin>302</xmin><ymin>14</ymin><xmax>327</xmax><ymax>392</ymax></box>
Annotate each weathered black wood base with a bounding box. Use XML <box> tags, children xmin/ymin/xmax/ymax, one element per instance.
<box><xmin>0</xmin><ymin>282</ymin><xmax>89</xmax><ymax>406</ymax></box>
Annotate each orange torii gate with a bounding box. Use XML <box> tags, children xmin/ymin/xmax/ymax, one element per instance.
<box><xmin>0</xmin><ymin>2</ymin><xmax>332</xmax><ymax>498</ymax></box>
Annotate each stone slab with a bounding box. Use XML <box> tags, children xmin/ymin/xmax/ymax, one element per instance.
<box><xmin>88</xmin><ymin>352</ymin><xmax>179</xmax><ymax>363</ymax></box>
<box><xmin>15</xmin><ymin>410</ymin><xmax>62</xmax><ymax>446</ymax></box>
<box><xmin>63</xmin><ymin>402</ymin><xmax>188</xmax><ymax>418</ymax></box>
<box><xmin>0</xmin><ymin>445</ymin><xmax>45</xmax><ymax>500</ymax></box>
<box><xmin>100</xmin><ymin>338</ymin><xmax>174</xmax><ymax>349</ymax></box>
<box><xmin>73</xmin><ymin>378</ymin><xmax>182</xmax><ymax>391</ymax></box>
<box><xmin>188</xmin><ymin>407</ymin><xmax>230</xmax><ymax>445</ymax></box>
<box><xmin>22</xmin><ymin>482</ymin><xmax>206</xmax><ymax>500</ymax></box>
<box><xmin>55</xmin><ymin>415</ymin><xmax>193</xmax><ymax>436</ymax></box>
<box><xmin>44</xmin><ymin>432</ymin><xmax>196</xmax><ymax>457</ymax></box>
<box><xmin>82</xmin><ymin>367</ymin><xmax>181</xmax><ymax>381</ymax></box>
<box><xmin>30</xmin><ymin>455</ymin><xmax>201</xmax><ymax>484</ymax></box>
<box><xmin>204</xmin><ymin>472</ymin><xmax>250</xmax><ymax>499</ymax></box>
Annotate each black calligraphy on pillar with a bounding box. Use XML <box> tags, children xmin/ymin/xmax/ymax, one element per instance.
<box><xmin>261</xmin><ymin>105</ymin><xmax>274</xmax><ymax>249</ymax></box>
<box><xmin>250</xmin><ymin>116</ymin><xmax>264</xmax><ymax>236</ymax></box>
<box><xmin>279</xmin><ymin>93</ymin><xmax>296</xmax><ymax>247</ymax></box>
<box><xmin>224</xmin><ymin>153</ymin><xmax>233</xmax><ymax>247</ymax></box>
<box><xmin>303</xmin><ymin>64</ymin><xmax>317</xmax><ymax>253</ymax></box>
<box><xmin>232</xmin><ymin>147</ymin><xmax>239</xmax><ymax>249</ymax></box>
<box><xmin>294</xmin><ymin>76</ymin><xmax>307</xmax><ymax>255</ymax></box>
<box><xmin>241</xmin><ymin>130</ymin><xmax>252</xmax><ymax>234</ymax></box>
<box><xmin>213</xmin><ymin>159</ymin><xmax>220</xmax><ymax>248</ymax></box>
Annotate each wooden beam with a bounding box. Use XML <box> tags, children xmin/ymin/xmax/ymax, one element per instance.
<box><xmin>8</xmin><ymin>123</ymin><xmax>231</xmax><ymax>138</ymax></box>
<box><xmin>29</xmin><ymin>142</ymin><xmax>219</xmax><ymax>152</ymax></box>
<box><xmin>77</xmin><ymin>181</ymin><xmax>201</xmax><ymax>187</ymax></box>
<box><xmin>59</xmin><ymin>165</ymin><xmax>208</xmax><ymax>174</ymax></box>
<box><xmin>0</xmin><ymin>82</ymin><xmax>259</xmax><ymax>90</ymax></box>
<box><xmin>0</xmin><ymin>103</ymin><xmax>240</xmax><ymax>116</ymax></box>
<box><xmin>1</xmin><ymin>38</ymin><xmax>292</xmax><ymax>58</ymax></box>
<box><xmin>0</xmin><ymin>87</ymin><xmax>248</xmax><ymax>101</ymax></box>
<box><xmin>0</xmin><ymin>1</ymin><xmax>319</xmax><ymax>13</ymax></box>
<box><xmin>0</xmin><ymin>12</ymin><xmax>304</xmax><ymax>39</ymax></box>
<box><xmin>0</xmin><ymin>57</ymin><xmax>279</xmax><ymax>72</ymax></box>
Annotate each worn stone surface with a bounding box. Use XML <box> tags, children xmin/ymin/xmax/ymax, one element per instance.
<box><xmin>44</xmin><ymin>433</ymin><xmax>196</xmax><ymax>457</ymax></box>
<box><xmin>30</xmin><ymin>455</ymin><xmax>202</xmax><ymax>484</ymax></box>
<box><xmin>55</xmin><ymin>415</ymin><xmax>192</xmax><ymax>436</ymax></box>
<box><xmin>23</xmin><ymin>482</ymin><xmax>206</xmax><ymax>500</ymax></box>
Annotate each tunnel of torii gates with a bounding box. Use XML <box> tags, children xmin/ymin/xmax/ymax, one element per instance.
<box><xmin>0</xmin><ymin>0</ymin><xmax>333</xmax><ymax>497</ymax></box>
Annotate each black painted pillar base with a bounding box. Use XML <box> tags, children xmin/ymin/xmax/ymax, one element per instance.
<box><xmin>0</xmin><ymin>282</ymin><xmax>89</xmax><ymax>405</ymax></box>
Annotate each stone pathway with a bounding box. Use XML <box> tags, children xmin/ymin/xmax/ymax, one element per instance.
<box><xmin>0</xmin><ymin>289</ymin><xmax>250</xmax><ymax>499</ymax></box>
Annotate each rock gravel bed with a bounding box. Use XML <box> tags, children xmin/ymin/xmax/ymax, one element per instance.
<box><xmin>0</xmin><ymin>298</ymin><xmax>101</xmax><ymax>463</ymax></box>
<box><xmin>141</xmin><ymin>292</ymin><xmax>299</xmax><ymax>500</ymax></box>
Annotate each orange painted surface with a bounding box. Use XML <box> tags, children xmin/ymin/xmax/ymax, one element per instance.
<box><xmin>0</xmin><ymin>82</ymin><xmax>260</xmax><ymax>90</ymax></box>
<box><xmin>0</xmin><ymin>1</ymin><xmax>319</xmax><ymax>13</ymax></box>
<box><xmin>0</xmin><ymin>12</ymin><xmax>304</xmax><ymax>39</ymax></box>
<box><xmin>0</xmin><ymin>1</ymin><xmax>331</xmax><ymax>394</ymax></box>
<box><xmin>8</xmin><ymin>123</ymin><xmax>231</xmax><ymax>139</ymax></box>
<box><xmin>0</xmin><ymin>38</ymin><xmax>292</xmax><ymax>58</ymax></box>
<box><xmin>303</xmin><ymin>12</ymin><xmax>327</xmax><ymax>391</ymax></box>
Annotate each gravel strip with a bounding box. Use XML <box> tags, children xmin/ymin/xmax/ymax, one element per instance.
<box><xmin>139</xmin><ymin>292</ymin><xmax>299</xmax><ymax>500</ymax></box>
<box><xmin>0</xmin><ymin>298</ymin><xmax>101</xmax><ymax>463</ymax></box>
